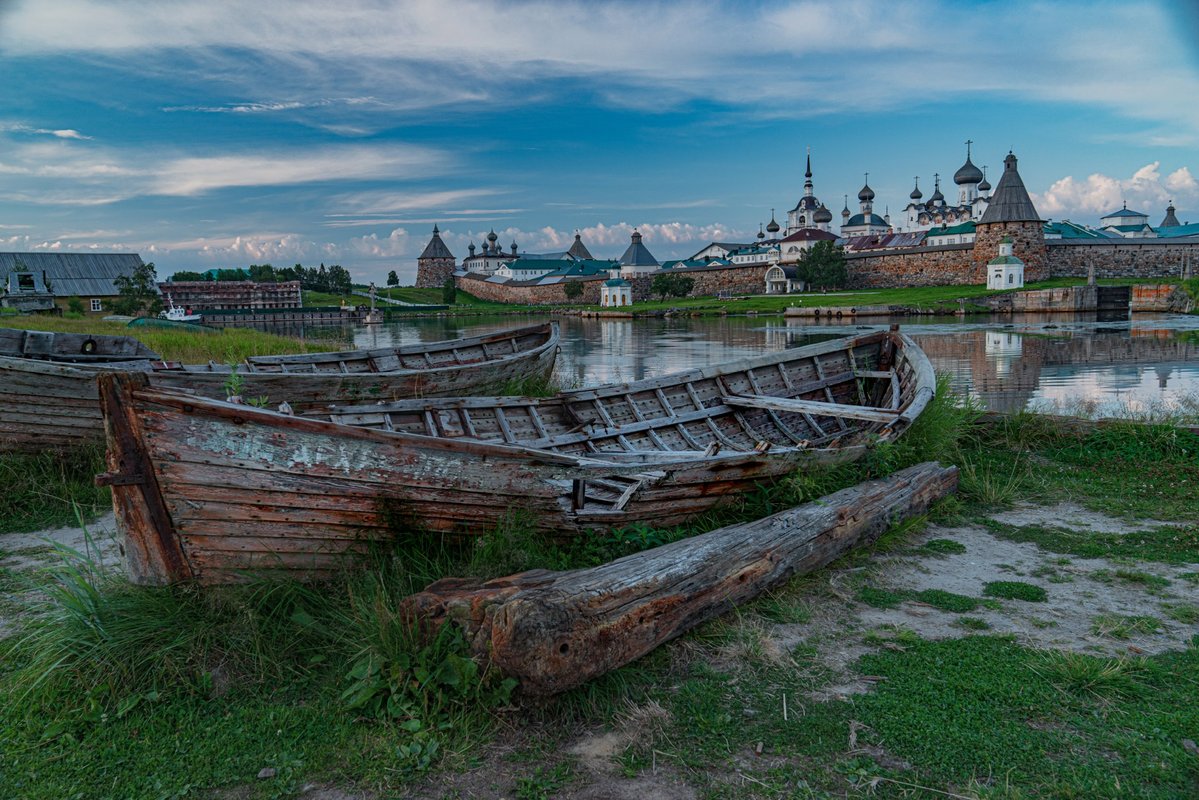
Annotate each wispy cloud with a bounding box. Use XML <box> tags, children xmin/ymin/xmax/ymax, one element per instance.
<box><xmin>1</xmin><ymin>122</ymin><xmax>93</xmax><ymax>140</ymax></box>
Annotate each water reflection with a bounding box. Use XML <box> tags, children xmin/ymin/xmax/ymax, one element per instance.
<box><xmin>339</xmin><ymin>313</ymin><xmax>1199</xmax><ymax>416</ymax></box>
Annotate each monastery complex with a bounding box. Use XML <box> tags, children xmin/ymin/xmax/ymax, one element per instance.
<box><xmin>414</xmin><ymin>147</ymin><xmax>1199</xmax><ymax>305</ymax></box>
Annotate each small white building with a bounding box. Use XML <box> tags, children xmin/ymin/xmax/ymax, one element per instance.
<box><xmin>764</xmin><ymin>265</ymin><xmax>803</xmax><ymax>294</ymax></box>
<box><xmin>986</xmin><ymin>235</ymin><xmax>1025</xmax><ymax>290</ymax></box>
<box><xmin>600</xmin><ymin>270</ymin><xmax>632</xmax><ymax>308</ymax></box>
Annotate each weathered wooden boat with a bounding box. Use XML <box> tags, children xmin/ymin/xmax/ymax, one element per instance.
<box><xmin>404</xmin><ymin>461</ymin><xmax>959</xmax><ymax>696</ymax></box>
<box><xmin>98</xmin><ymin>327</ymin><xmax>935</xmax><ymax>585</ymax></box>
<box><xmin>0</xmin><ymin>328</ymin><xmax>159</xmax><ymax>362</ymax></box>
<box><xmin>0</xmin><ymin>322</ymin><xmax>559</xmax><ymax>453</ymax></box>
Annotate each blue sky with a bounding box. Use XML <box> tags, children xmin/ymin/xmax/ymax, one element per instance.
<box><xmin>2</xmin><ymin>0</ymin><xmax>1199</xmax><ymax>284</ymax></box>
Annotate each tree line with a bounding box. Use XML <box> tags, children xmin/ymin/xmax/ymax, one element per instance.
<box><xmin>168</xmin><ymin>263</ymin><xmax>353</xmax><ymax>295</ymax></box>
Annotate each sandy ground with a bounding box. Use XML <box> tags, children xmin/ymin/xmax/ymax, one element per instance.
<box><xmin>3</xmin><ymin>503</ymin><xmax>1196</xmax><ymax>799</ymax></box>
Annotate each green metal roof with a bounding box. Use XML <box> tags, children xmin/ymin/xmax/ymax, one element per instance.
<box><xmin>924</xmin><ymin>221</ymin><xmax>976</xmax><ymax>238</ymax></box>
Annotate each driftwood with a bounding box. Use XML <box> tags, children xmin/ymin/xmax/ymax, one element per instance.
<box><xmin>403</xmin><ymin>461</ymin><xmax>959</xmax><ymax>696</ymax></box>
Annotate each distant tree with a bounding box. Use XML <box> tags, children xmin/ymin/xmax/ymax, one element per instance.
<box><xmin>168</xmin><ymin>270</ymin><xmax>206</xmax><ymax>282</ymax></box>
<box><xmin>112</xmin><ymin>261</ymin><xmax>163</xmax><ymax>317</ymax></box>
<box><xmin>798</xmin><ymin>241</ymin><xmax>847</xmax><ymax>290</ymax></box>
<box><xmin>650</xmin><ymin>272</ymin><xmax>695</xmax><ymax>302</ymax></box>
<box><xmin>562</xmin><ymin>280</ymin><xmax>584</xmax><ymax>301</ymax></box>
<box><xmin>66</xmin><ymin>296</ymin><xmax>85</xmax><ymax>316</ymax></box>
<box><xmin>326</xmin><ymin>265</ymin><xmax>352</xmax><ymax>295</ymax></box>
<box><xmin>248</xmin><ymin>263</ymin><xmax>278</xmax><ymax>283</ymax></box>
<box><xmin>386</xmin><ymin>270</ymin><xmax>399</xmax><ymax>287</ymax></box>
<box><xmin>441</xmin><ymin>276</ymin><xmax>457</xmax><ymax>305</ymax></box>
<box><xmin>276</xmin><ymin>264</ymin><xmax>302</xmax><ymax>283</ymax></box>
<box><xmin>213</xmin><ymin>268</ymin><xmax>249</xmax><ymax>282</ymax></box>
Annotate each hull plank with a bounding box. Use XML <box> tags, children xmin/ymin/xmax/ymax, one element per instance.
<box><xmin>404</xmin><ymin>462</ymin><xmax>959</xmax><ymax>696</ymax></box>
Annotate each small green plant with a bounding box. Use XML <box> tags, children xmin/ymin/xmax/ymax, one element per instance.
<box><xmin>1091</xmin><ymin>613</ymin><xmax>1163</xmax><ymax>639</ymax></box>
<box><xmin>1091</xmin><ymin>568</ymin><xmax>1170</xmax><ymax>592</ymax></box>
<box><xmin>914</xmin><ymin>589</ymin><xmax>979</xmax><ymax>613</ymax></box>
<box><xmin>753</xmin><ymin>590</ymin><xmax>812</xmax><ymax>624</ymax></box>
<box><xmin>514</xmin><ymin>762</ymin><xmax>575</xmax><ymax>799</ymax></box>
<box><xmin>919</xmin><ymin>538</ymin><xmax>967</xmax><ymax>556</ymax></box>
<box><xmin>1180</xmin><ymin>572</ymin><xmax>1199</xmax><ymax>584</ymax></box>
<box><xmin>983</xmin><ymin>581</ymin><xmax>1048</xmax><ymax>603</ymax></box>
<box><xmin>858</xmin><ymin>586</ymin><xmax>906</xmax><ymax>609</ymax></box>
<box><xmin>1163</xmin><ymin>603</ymin><xmax>1199</xmax><ymax>624</ymax></box>
<box><xmin>1031</xmin><ymin>650</ymin><xmax>1149</xmax><ymax>701</ymax></box>
<box><xmin>223</xmin><ymin>363</ymin><xmax>245</xmax><ymax>400</ymax></box>
<box><xmin>956</xmin><ymin>616</ymin><xmax>991</xmax><ymax>631</ymax></box>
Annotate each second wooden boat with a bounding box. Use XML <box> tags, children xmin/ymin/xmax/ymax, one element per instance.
<box><xmin>98</xmin><ymin>328</ymin><xmax>935</xmax><ymax>585</ymax></box>
<box><xmin>0</xmin><ymin>322</ymin><xmax>559</xmax><ymax>453</ymax></box>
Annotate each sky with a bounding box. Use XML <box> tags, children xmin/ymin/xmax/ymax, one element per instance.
<box><xmin>2</xmin><ymin>0</ymin><xmax>1199</xmax><ymax>285</ymax></box>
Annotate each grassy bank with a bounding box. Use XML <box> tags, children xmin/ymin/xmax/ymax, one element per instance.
<box><xmin>3</xmin><ymin>387</ymin><xmax>1197</xmax><ymax>797</ymax></box>
<box><xmin>0</xmin><ymin>315</ymin><xmax>343</xmax><ymax>363</ymax></box>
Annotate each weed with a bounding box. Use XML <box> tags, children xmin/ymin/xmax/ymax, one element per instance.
<box><xmin>1180</xmin><ymin>572</ymin><xmax>1199</xmax><ymax>584</ymax></box>
<box><xmin>752</xmin><ymin>590</ymin><xmax>812</xmax><ymax>624</ymax></box>
<box><xmin>514</xmin><ymin>762</ymin><xmax>575</xmax><ymax>799</ymax></box>
<box><xmin>1162</xmin><ymin>603</ymin><xmax>1199</xmax><ymax>625</ymax></box>
<box><xmin>919</xmin><ymin>538</ymin><xmax>967</xmax><ymax>556</ymax></box>
<box><xmin>1091</xmin><ymin>613</ymin><xmax>1163</xmax><ymax>639</ymax></box>
<box><xmin>957</xmin><ymin>454</ymin><xmax>1030</xmax><ymax>508</ymax></box>
<box><xmin>956</xmin><ymin>616</ymin><xmax>991</xmax><ymax>631</ymax></box>
<box><xmin>913</xmin><ymin>589</ymin><xmax>979</xmax><ymax>613</ymax></box>
<box><xmin>0</xmin><ymin>447</ymin><xmax>110</xmax><ymax>533</ymax></box>
<box><xmin>1030</xmin><ymin>650</ymin><xmax>1149</xmax><ymax>701</ymax></box>
<box><xmin>985</xmin><ymin>520</ymin><xmax>1199</xmax><ymax>565</ymax></box>
<box><xmin>983</xmin><ymin>582</ymin><xmax>1048</xmax><ymax>603</ymax></box>
<box><xmin>1091</xmin><ymin>568</ymin><xmax>1171</xmax><ymax>592</ymax></box>
<box><xmin>858</xmin><ymin>586</ymin><xmax>905</xmax><ymax>609</ymax></box>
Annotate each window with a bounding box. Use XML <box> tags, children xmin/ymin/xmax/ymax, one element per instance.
<box><xmin>17</xmin><ymin>274</ymin><xmax>34</xmax><ymax>291</ymax></box>
<box><xmin>90</xmin><ymin>299</ymin><xmax>102</xmax><ymax>312</ymax></box>
<box><xmin>1008</xmin><ymin>274</ymin><xmax>1014</xmax><ymax>285</ymax></box>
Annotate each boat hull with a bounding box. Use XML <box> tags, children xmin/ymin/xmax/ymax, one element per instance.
<box><xmin>0</xmin><ymin>323</ymin><xmax>558</xmax><ymax>453</ymax></box>
<box><xmin>99</xmin><ymin>329</ymin><xmax>936</xmax><ymax>585</ymax></box>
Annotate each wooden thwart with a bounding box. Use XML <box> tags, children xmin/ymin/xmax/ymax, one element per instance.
<box><xmin>722</xmin><ymin>394</ymin><xmax>904</xmax><ymax>424</ymax></box>
<box><xmin>403</xmin><ymin>461</ymin><xmax>959</xmax><ymax>696</ymax></box>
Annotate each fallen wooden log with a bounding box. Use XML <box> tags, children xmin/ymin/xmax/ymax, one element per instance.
<box><xmin>403</xmin><ymin>461</ymin><xmax>959</xmax><ymax>696</ymax></box>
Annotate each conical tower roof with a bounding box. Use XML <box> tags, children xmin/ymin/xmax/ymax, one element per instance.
<box><xmin>978</xmin><ymin>152</ymin><xmax>1042</xmax><ymax>224</ymax></box>
<box><xmin>1160</xmin><ymin>203</ymin><xmax>1181</xmax><ymax>228</ymax></box>
<box><xmin>418</xmin><ymin>224</ymin><xmax>454</xmax><ymax>260</ymax></box>
<box><xmin>618</xmin><ymin>230</ymin><xmax>659</xmax><ymax>267</ymax></box>
<box><xmin>567</xmin><ymin>232</ymin><xmax>594</xmax><ymax>259</ymax></box>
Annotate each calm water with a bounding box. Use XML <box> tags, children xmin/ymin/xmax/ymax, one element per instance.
<box><xmin>316</xmin><ymin>312</ymin><xmax>1199</xmax><ymax>416</ymax></box>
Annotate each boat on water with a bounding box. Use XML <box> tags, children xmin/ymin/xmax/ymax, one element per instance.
<box><xmin>97</xmin><ymin>327</ymin><xmax>934</xmax><ymax>585</ymax></box>
<box><xmin>0</xmin><ymin>322</ymin><xmax>560</xmax><ymax>453</ymax></box>
<box><xmin>159</xmin><ymin>294</ymin><xmax>203</xmax><ymax>324</ymax></box>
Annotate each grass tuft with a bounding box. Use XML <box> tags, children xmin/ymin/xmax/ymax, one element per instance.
<box><xmin>919</xmin><ymin>538</ymin><xmax>967</xmax><ymax>556</ymax></box>
<box><xmin>913</xmin><ymin>589</ymin><xmax>979</xmax><ymax>613</ymax></box>
<box><xmin>1090</xmin><ymin>613</ymin><xmax>1163</xmax><ymax>640</ymax></box>
<box><xmin>0</xmin><ymin>447</ymin><xmax>110</xmax><ymax>533</ymax></box>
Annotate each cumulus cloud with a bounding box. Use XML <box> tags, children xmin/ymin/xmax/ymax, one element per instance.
<box><xmin>1033</xmin><ymin>162</ymin><xmax>1197</xmax><ymax>218</ymax></box>
<box><xmin>346</xmin><ymin>228</ymin><xmax>411</xmax><ymax>258</ymax></box>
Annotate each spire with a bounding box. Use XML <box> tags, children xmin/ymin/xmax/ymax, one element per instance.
<box><xmin>805</xmin><ymin>147</ymin><xmax>812</xmax><ymax>179</ymax></box>
<box><xmin>803</xmin><ymin>148</ymin><xmax>814</xmax><ymax>197</ymax></box>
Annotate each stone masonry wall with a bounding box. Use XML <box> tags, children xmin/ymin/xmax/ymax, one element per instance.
<box><xmin>1131</xmin><ymin>284</ymin><xmax>1195</xmax><ymax>313</ymax></box>
<box><xmin>457</xmin><ymin>274</ymin><xmax>604</xmax><ymax>305</ymax></box>
<box><xmin>1045</xmin><ymin>241</ymin><xmax>1199</xmax><ymax>280</ymax></box>
<box><xmin>415</xmin><ymin>257</ymin><xmax>456</xmax><ymax>289</ymax></box>
<box><xmin>974</xmin><ymin>221</ymin><xmax>1048</xmax><ymax>281</ymax></box>
<box><xmin>844</xmin><ymin>245</ymin><xmax>974</xmax><ymax>288</ymax></box>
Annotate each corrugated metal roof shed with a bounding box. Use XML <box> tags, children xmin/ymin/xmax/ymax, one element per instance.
<box><xmin>0</xmin><ymin>252</ymin><xmax>144</xmax><ymax>297</ymax></box>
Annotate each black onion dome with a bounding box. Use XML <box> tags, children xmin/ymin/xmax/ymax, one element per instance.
<box><xmin>487</xmin><ymin>228</ymin><xmax>498</xmax><ymax>242</ymax></box>
<box><xmin>814</xmin><ymin>204</ymin><xmax>833</xmax><ymax>223</ymax></box>
<box><xmin>858</xmin><ymin>182</ymin><xmax>875</xmax><ymax>202</ymax></box>
<box><xmin>766</xmin><ymin>211</ymin><xmax>780</xmax><ymax>233</ymax></box>
<box><xmin>954</xmin><ymin>156</ymin><xmax>984</xmax><ymax>185</ymax></box>
<box><xmin>910</xmin><ymin>179</ymin><xmax>922</xmax><ymax>200</ymax></box>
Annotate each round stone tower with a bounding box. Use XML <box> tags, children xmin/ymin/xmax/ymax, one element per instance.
<box><xmin>415</xmin><ymin>224</ymin><xmax>457</xmax><ymax>288</ymax></box>
<box><xmin>972</xmin><ymin>152</ymin><xmax>1046</xmax><ymax>282</ymax></box>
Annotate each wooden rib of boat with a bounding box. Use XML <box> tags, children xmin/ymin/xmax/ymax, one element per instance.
<box><xmin>404</xmin><ymin>461</ymin><xmax>959</xmax><ymax>696</ymax></box>
<box><xmin>98</xmin><ymin>327</ymin><xmax>935</xmax><ymax>585</ymax></box>
<box><xmin>0</xmin><ymin>328</ymin><xmax>159</xmax><ymax>362</ymax></box>
<box><xmin>0</xmin><ymin>322</ymin><xmax>559</xmax><ymax>453</ymax></box>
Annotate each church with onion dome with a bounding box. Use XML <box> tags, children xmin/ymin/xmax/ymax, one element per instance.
<box><xmin>900</xmin><ymin>141</ymin><xmax>993</xmax><ymax>233</ymax></box>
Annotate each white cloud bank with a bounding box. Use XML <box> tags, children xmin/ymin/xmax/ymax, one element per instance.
<box><xmin>1033</xmin><ymin>162</ymin><xmax>1198</xmax><ymax>219</ymax></box>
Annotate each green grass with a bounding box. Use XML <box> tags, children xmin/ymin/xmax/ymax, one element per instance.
<box><xmin>0</xmin><ymin>314</ymin><xmax>340</xmax><ymax>362</ymax></box>
<box><xmin>918</xmin><ymin>538</ymin><xmax>967</xmax><ymax>555</ymax></box>
<box><xmin>956</xmin><ymin>616</ymin><xmax>991</xmax><ymax>631</ymax></box>
<box><xmin>857</xmin><ymin>586</ymin><xmax>906</xmax><ymax>609</ymax></box>
<box><xmin>983</xmin><ymin>581</ymin><xmax>1048</xmax><ymax>602</ymax></box>
<box><xmin>0</xmin><ymin>448</ymin><xmax>110</xmax><ymax>533</ymax></box>
<box><xmin>1091</xmin><ymin>568</ymin><xmax>1172</xmax><ymax>592</ymax></box>
<box><xmin>913</xmin><ymin>589</ymin><xmax>979</xmax><ymax>613</ymax></box>
<box><xmin>1091</xmin><ymin>613</ymin><xmax>1164</xmax><ymax>639</ymax></box>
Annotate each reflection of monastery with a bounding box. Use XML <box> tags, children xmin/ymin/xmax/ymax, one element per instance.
<box><xmin>416</xmin><ymin>143</ymin><xmax>1199</xmax><ymax>303</ymax></box>
<box><xmin>909</xmin><ymin>327</ymin><xmax>1199</xmax><ymax>413</ymax></box>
